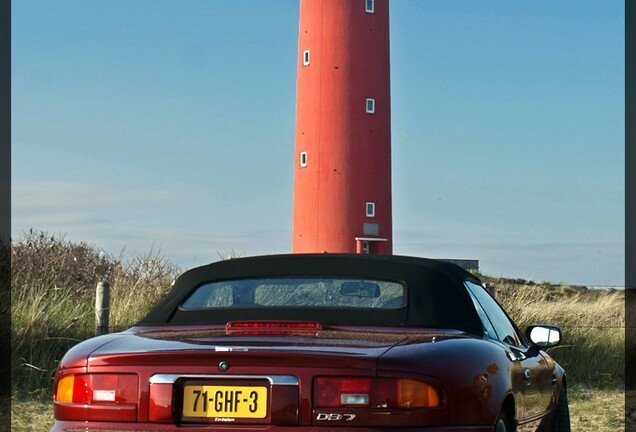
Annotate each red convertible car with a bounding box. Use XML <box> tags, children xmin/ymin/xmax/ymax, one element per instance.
<box><xmin>51</xmin><ymin>254</ymin><xmax>570</xmax><ymax>432</ymax></box>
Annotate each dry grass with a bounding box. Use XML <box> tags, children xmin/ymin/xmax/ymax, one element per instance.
<box><xmin>569</xmin><ymin>388</ymin><xmax>625</xmax><ymax>431</ymax></box>
<box><xmin>484</xmin><ymin>276</ymin><xmax>625</xmax><ymax>387</ymax></box>
<box><xmin>11</xmin><ymin>230</ymin><xmax>180</xmax><ymax>394</ymax></box>
<box><xmin>11</xmin><ymin>399</ymin><xmax>53</xmax><ymax>432</ymax></box>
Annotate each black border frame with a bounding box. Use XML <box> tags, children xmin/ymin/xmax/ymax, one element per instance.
<box><xmin>626</xmin><ymin>0</ymin><xmax>634</xmax><ymax>430</ymax></box>
<box><xmin>0</xmin><ymin>0</ymin><xmax>11</xmax><ymax>428</ymax></box>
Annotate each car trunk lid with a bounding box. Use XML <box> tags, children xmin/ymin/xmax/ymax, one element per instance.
<box><xmin>85</xmin><ymin>325</ymin><xmax>414</xmax><ymax>426</ymax></box>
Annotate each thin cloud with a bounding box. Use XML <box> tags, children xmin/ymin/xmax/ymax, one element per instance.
<box><xmin>12</xmin><ymin>181</ymin><xmax>192</xmax><ymax>210</ymax></box>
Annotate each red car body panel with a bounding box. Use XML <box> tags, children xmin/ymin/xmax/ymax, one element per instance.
<box><xmin>51</xmin><ymin>254</ymin><xmax>567</xmax><ymax>432</ymax></box>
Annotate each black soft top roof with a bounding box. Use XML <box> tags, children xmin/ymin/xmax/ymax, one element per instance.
<box><xmin>139</xmin><ymin>253</ymin><xmax>482</xmax><ymax>334</ymax></box>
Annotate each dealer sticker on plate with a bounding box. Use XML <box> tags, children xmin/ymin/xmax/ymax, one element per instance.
<box><xmin>183</xmin><ymin>385</ymin><xmax>268</xmax><ymax>419</ymax></box>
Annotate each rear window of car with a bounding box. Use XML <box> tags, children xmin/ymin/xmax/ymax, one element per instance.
<box><xmin>180</xmin><ymin>277</ymin><xmax>406</xmax><ymax>310</ymax></box>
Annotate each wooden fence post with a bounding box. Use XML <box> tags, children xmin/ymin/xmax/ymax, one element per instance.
<box><xmin>95</xmin><ymin>280</ymin><xmax>110</xmax><ymax>336</ymax></box>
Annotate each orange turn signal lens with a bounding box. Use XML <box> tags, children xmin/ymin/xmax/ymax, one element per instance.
<box><xmin>55</xmin><ymin>375</ymin><xmax>75</xmax><ymax>403</ymax></box>
<box><xmin>397</xmin><ymin>379</ymin><xmax>440</xmax><ymax>408</ymax></box>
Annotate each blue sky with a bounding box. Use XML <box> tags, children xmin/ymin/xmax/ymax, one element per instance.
<box><xmin>12</xmin><ymin>1</ymin><xmax>624</xmax><ymax>287</ymax></box>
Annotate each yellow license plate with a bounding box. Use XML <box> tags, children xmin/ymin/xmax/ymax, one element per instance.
<box><xmin>183</xmin><ymin>385</ymin><xmax>268</xmax><ymax>418</ymax></box>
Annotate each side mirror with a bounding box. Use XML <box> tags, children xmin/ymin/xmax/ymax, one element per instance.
<box><xmin>526</xmin><ymin>325</ymin><xmax>562</xmax><ymax>348</ymax></box>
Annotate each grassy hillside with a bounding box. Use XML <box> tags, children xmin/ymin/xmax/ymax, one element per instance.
<box><xmin>11</xmin><ymin>231</ymin><xmax>624</xmax><ymax>398</ymax></box>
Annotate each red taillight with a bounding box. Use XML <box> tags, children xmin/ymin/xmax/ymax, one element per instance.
<box><xmin>149</xmin><ymin>383</ymin><xmax>174</xmax><ymax>423</ymax></box>
<box><xmin>54</xmin><ymin>373</ymin><xmax>138</xmax><ymax>422</ymax></box>
<box><xmin>226</xmin><ymin>321</ymin><xmax>322</xmax><ymax>336</ymax></box>
<box><xmin>71</xmin><ymin>374</ymin><xmax>137</xmax><ymax>404</ymax></box>
<box><xmin>314</xmin><ymin>377</ymin><xmax>441</xmax><ymax>409</ymax></box>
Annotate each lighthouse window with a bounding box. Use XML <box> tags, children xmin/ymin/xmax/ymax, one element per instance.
<box><xmin>303</xmin><ymin>50</ymin><xmax>310</xmax><ymax>66</ymax></box>
<box><xmin>366</xmin><ymin>98</ymin><xmax>375</xmax><ymax>114</ymax></box>
<box><xmin>366</xmin><ymin>202</ymin><xmax>376</xmax><ymax>217</ymax></box>
<box><xmin>362</xmin><ymin>241</ymin><xmax>370</xmax><ymax>254</ymax></box>
<box><xmin>300</xmin><ymin>151</ymin><xmax>308</xmax><ymax>167</ymax></box>
<box><xmin>366</xmin><ymin>0</ymin><xmax>374</xmax><ymax>13</ymax></box>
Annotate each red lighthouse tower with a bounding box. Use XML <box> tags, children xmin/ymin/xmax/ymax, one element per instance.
<box><xmin>292</xmin><ymin>0</ymin><xmax>392</xmax><ymax>254</ymax></box>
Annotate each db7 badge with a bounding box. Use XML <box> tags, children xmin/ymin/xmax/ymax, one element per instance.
<box><xmin>316</xmin><ymin>413</ymin><xmax>357</xmax><ymax>421</ymax></box>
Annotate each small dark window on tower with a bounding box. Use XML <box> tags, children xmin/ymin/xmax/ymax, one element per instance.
<box><xmin>303</xmin><ymin>50</ymin><xmax>310</xmax><ymax>66</ymax></box>
<box><xmin>366</xmin><ymin>202</ymin><xmax>376</xmax><ymax>217</ymax></box>
<box><xmin>300</xmin><ymin>151</ymin><xmax>308</xmax><ymax>167</ymax></box>
<box><xmin>366</xmin><ymin>98</ymin><xmax>375</xmax><ymax>114</ymax></box>
<box><xmin>366</xmin><ymin>0</ymin><xmax>374</xmax><ymax>13</ymax></box>
<box><xmin>362</xmin><ymin>241</ymin><xmax>370</xmax><ymax>254</ymax></box>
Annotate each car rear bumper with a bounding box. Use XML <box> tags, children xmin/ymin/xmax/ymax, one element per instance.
<box><xmin>51</xmin><ymin>421</ymin><xmax>493</xmax><ymax>432</ymax></box>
